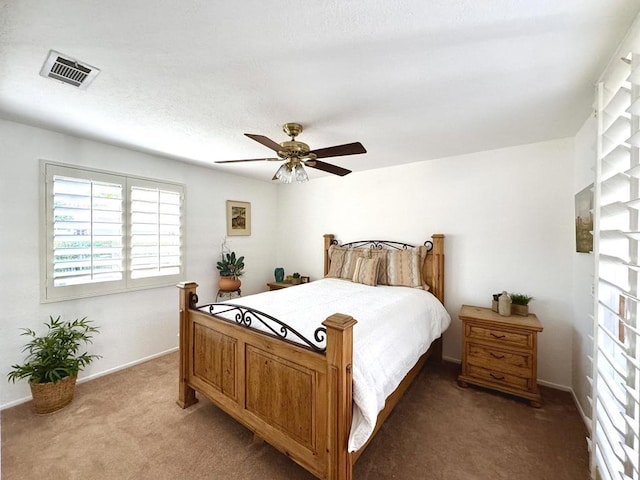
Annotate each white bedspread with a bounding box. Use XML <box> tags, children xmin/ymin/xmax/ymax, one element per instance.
<box><xmin>204</xmin><ymin>277</ymin><xmax>450</xmax><ymax>452</ymax></box>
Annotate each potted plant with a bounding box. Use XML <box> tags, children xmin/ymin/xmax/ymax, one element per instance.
<box><xmin>7</xmin><ymin>315</ymin><xmax>101</xmax><ymax>414</ymax></box>
<box><xmin>510</xmin><ymin>293</ymin><xmax>534</xmax><ymax>316</ymax></box>
<box><xmin>216</xmin><ymin>251</ymin><xmax>245</xmax><ymax>291</ymax></box>
<box><xmin>291</xmin><ymin>272</ymin><xmax>301</xmax><ymax>285</ymax></box>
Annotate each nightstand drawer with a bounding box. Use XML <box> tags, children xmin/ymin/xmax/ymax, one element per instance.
<box><xmin>466</xmin><ymin>343</ymin><xmax>532</xmax><ymax>378</ymax></box>
<box><xmin>467</xmin><ymin>364</ymin><xmax>532</xmax><ymax>391</ymax></box>
<box><xmin>467</xmin><ymin>324</ymin><xmax>533</xmax><ymax>349</ymax></box>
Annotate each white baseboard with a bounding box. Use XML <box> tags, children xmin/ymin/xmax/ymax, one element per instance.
<box><xmin>442</xmin><ymin>355</ymin><xmax>460</xmax><ymax>364</ymax></box>
<box><xmin>77</xmin><ymin>346</ymin><xmax>179</xmax><ymax>385</ymax></box>
<box><xmin>570</xmin><ymin>388</ymin><xmax>592</xmax><ymax>434</ymax></box>
<box><xmin>537</xmin><ymin>378</ymin><xmax>571</xmax><ymax>391</ymax></box>
<box><xmin>0</xmin><ymin>347</ymin><xmax>178</xmax><ymax>411</ymax></box>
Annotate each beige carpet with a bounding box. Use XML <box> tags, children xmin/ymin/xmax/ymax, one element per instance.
<box><xmin>1</xmin><ymin>352</ymin><xmax>589</xmax><ymax>479</ymax></box>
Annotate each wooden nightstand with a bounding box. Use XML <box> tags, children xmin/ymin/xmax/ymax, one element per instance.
<box><xmin>267</xmin><ymin>282</ymin><xmax>297</xmax><ymax>291</ymax></box>
<box><xmin>457</xmin><ymin>305</ymin><xmax>543</xmax><ymax>407</ymax></box>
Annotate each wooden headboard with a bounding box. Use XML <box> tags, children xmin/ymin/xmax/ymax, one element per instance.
<box><xmin>322</xmin><ymin>233</ymin><xmax>445</xmax><ymax>304</ymax></box>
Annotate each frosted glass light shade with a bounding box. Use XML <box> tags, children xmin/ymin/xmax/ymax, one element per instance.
<box><xmin>275</xmin><ymin>163</ymin><xmax>293</xmax><ymax>183</ymax></box>
<box><xmin>294</xmin><ymin>164</ymin><xmax>309</xmax><ymax>183</ymax></box>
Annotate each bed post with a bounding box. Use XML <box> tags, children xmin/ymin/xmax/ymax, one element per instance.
<box><xmin>323</xmin><ymin>313</ymin><xmax>357</xmax><ymax>480</ymax></box>
<box><xmin>324</xmin><ymin>233</ymin><xmax>335</xmax><ymax>276</ymax></box>
<box><xmin>427</xmin><ymin>234</ymin><xmax>445</xmax><ymax>304</ymax></box>
<box><xmin>177</xmin><ymin>281</ymin><xmax>198</xmax><ymax>409</ymax></box>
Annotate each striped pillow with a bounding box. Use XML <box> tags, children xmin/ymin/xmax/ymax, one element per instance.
<box><xmin>326</xmin><ymin>245</ymin><xmax>346</xmax><ymax>278</ymax></box>
<box><xmin>327</xmin><ymin>246</ymin><xmax>371</xmax><ymax>279</ymax></box>
<box><xmin>386</xmin><ymin>246</ymin><xmax>427</xmax><ymax>289</ymax></box>
<box><xmin>367</xmin><ymin>248</ymin><xmax>389</xmax><ymax>285</ymax></box>
<box><xmin>352</xmin><ymin>257</ymin><xmax>380</xmax><ymax>286</ymax></box>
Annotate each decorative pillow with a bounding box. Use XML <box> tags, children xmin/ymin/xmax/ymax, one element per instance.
<box><xmin>386</xmin><ymin>246</ymin><xmax>427</xmax><ymax>289</ymax></box>
<box><xmin>418</xmin><ymin>246</ymin><xmax>431</xmax><ymax>291</ymax></box>
<box><xmin>326</xmin><ymin>245</ymin><xmax>347</xmax><ymax>278</ymax></box>
<box><xmin>327</xmin><ymin>246</ymin><xmax>371</xmax><ymax>280</ymax></box>
<box><xmin>352</xmin><ymin>256</ymin><xmax>380</xmax><ymax>286</ymax></box>
<box><xmin>367</xmin><ymin>248</ymin><xmax>389</xmax><ymax>285</ymax></box>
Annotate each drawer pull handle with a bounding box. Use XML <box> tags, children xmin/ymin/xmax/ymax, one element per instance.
<box><xmin>489</xmin><ymin>373</ymin><xmax>505</xmax><ymax>380</ymax></box>
<box><xmin>490</xmin><ymin>353</ymin><xmax>505</xmax><ymax>359</ymax></box>
<box><xmin>490</xmin><ymin>333</ymin><xmax>506</xmax><ymax>339</ymax></box>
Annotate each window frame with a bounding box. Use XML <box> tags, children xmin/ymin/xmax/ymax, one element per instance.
<box><xmin>40</xmin><ymin>161</ymin><xmax>186</xmax><ymax>302</ymax></box>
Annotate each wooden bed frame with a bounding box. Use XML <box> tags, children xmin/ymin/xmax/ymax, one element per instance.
<box><xmin>177</xmin><ymin>233</ymin><xmax>445</xmax><ymax>480</ymax></box>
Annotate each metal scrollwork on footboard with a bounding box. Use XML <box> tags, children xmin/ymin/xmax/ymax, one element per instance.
<box><xmin>189</xmin><ymin>292</ymin><xmax>199</xmax><ymax>309</ymax></box>
<box><xmin>194</xmin><ymin>302</ymin><xmax>327</xmax><ymax>353</ymax></box>
<box><xmin>331</xmin><ymin>238</ymin><xmax>434</xmax><ymax>252</ymax></box>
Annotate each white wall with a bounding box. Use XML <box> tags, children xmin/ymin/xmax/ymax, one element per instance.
<box><xmin>0</xmin><ymin>118</ymin><xmax>582</xmax><ymax>406</ymax></box>
<box><xmin>572</xmin><ymin>115</ymin><xmax>596</xmax><ymax>419</ymax></box>
<box><xmin>0</xmin><ymin>119</ymin><xmax>278</xmax><ymax>408</ymax></box>
<box><xmin>276</xmin><ymin>138</ymin><xmax>575</xmax><ymax>387</ymax></box>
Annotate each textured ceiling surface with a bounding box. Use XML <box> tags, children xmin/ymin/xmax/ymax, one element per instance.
<box><xmin>0</xmin><ymin>1</ymin><xmax>638</xmax><ymax>181</ymax></box>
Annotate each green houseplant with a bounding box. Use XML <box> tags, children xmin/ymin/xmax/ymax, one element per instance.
<box><xmin>510</xmin><ymin>293</ymin><xmax>534</xmax><ymax>316</ymax></box>
<box><xmin>216</xmin><ymin>251</ymin><xmax>245</xmax><ymax>291</ymax></box>
<box><xmin>7</xmin><ymin>315</ymin><xmax>101</xmax><ymax>414</ymax></box>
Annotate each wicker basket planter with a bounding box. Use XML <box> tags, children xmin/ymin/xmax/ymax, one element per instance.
<box><xmin>29</xmin><ymin>375</ymin><xmax>77</xmax><ymax>414</ymax></box>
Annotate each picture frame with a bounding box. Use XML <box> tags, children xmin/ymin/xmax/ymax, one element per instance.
<box><xmin>226</xmin><ymin>200</ymin><xmax>251</xmax><ymax>236</ymax></box>
<box><xmin>301</xmin><ymin>276</ymin><xmax>310</xmax><ymax>284</ymax></box>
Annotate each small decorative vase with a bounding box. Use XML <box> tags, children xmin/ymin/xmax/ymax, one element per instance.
<box><xmin>498</xmin><ymin>291</ymin><xmax>512</xmax><ymax>316</ymax></box>
<box><xmin>274</xmin><ymin>267</ymin><xmax>284</xmax><ymax>283</ymax></box>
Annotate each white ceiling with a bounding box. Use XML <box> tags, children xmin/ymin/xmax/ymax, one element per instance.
<box><xmin>0</xmin><ymin>1</ymin><xmax>638</xmax><ymax>182</ymax></box>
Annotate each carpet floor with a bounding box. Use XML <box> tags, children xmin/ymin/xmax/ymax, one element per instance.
<box><xmin>1</xmin><ymin>352</ymin><xmax>589</xmax><ymax>479</ymax></box>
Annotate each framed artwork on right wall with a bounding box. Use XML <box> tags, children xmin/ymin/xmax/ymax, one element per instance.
<box><xmin>575</xmin><ymin>184</ymin><xmax>593</xmax><ymax>253</ymax></box>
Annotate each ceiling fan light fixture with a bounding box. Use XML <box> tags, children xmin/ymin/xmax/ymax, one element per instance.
<box><xmin>275</xmin><ymin>162</ymin><xmax>293</xmax><ymax>183</ymax></box>
<box><xmin>294</xmin><ymin>163</ymin><xmax>309</xmax><ymax>183</ymax></box>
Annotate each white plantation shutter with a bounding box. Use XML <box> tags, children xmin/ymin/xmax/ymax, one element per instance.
<box><xmin>43</xmin><ymin>163</ymin><xmax>184</xmax><ymax>301</ymax></box>
<box><xmin>52</xmin><ymin>174</ymin><xmax>124</xmax><ymax>286</ymax></box>
<box><xmin>592</xmin><ymin>53</ymin><xmax>640</xmax><ymax>480</ymax></box>
<box><xmin>129</xmin><ymin>180</ymin><xmax>183</xmax><ymax>283</ymax></box>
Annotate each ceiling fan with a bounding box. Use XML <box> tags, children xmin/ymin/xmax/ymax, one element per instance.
<box><xmin>215</xmin><ymin>123</ymin><xmax>366</xmax><ymax>183</ymax></box>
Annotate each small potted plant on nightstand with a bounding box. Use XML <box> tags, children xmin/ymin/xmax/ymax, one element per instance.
<box><xmin>217</xmin><ymin>251</ymin><xmax>245</xmax><ymax>291</ymax></box>
<box><xmin>510</xmin><ymin>293</ymin><xmax>534</xmax><ymax>316</ymax></box>
<box><xmin>291</xmin><ymin>272</ymin><xmax>301</xmax><ymax>285</ymax></box>
<box><xmin>7</xmin><ymin>315</ymin><xmax>101</xmax><ymax>414</ymax></box>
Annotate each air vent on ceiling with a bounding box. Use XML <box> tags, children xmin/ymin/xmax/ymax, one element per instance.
<box><xmin>39</xmin><ymin>50</ymin><xmax>100</xmax><ymax>89</ymax></box>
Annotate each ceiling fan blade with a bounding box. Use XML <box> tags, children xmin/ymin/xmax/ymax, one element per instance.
<box><xmin>309</xmin><ymin>142</ymin><xmax>366</xmax><ymax>159</ymax></box>
<box><xmin>215</xmin><ymin>158</ymin><xmax>279</xmax><ymax>163</ymax></box>
<box><xmin>306</xmin><ymin>160</ymin><xmax>352</xmax><ymax>177</ymax></box>
<box><xmin>245</xmin><ymin>133</ymin><xmax>283</xmax><ymax>152</ymax></box>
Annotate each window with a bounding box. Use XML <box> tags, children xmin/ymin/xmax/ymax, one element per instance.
<box><xmin>592</xmin><ymin>54</ymin><xmax>640</xmax><ymax>480</ymax></box>
<box><xmin>42</xmin><ymin>162</ymin><xmax>184</xmax><ymax>301</ymax></box>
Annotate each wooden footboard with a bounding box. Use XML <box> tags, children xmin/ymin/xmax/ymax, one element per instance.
<box><xmin>177</xmin><ymin>281</ymin><xmax>355</xmax><ymax>479</ymax></box>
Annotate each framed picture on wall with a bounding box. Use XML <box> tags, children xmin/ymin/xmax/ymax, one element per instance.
<box><xmin>226</xmin><ymin>200</ymin><xmax>251</xmax><ymax>236</ymax></box>
<box><xmin>575</xmin><ymin>184</ymin><xmax>593</xmax><ymax>253</ymax></box>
